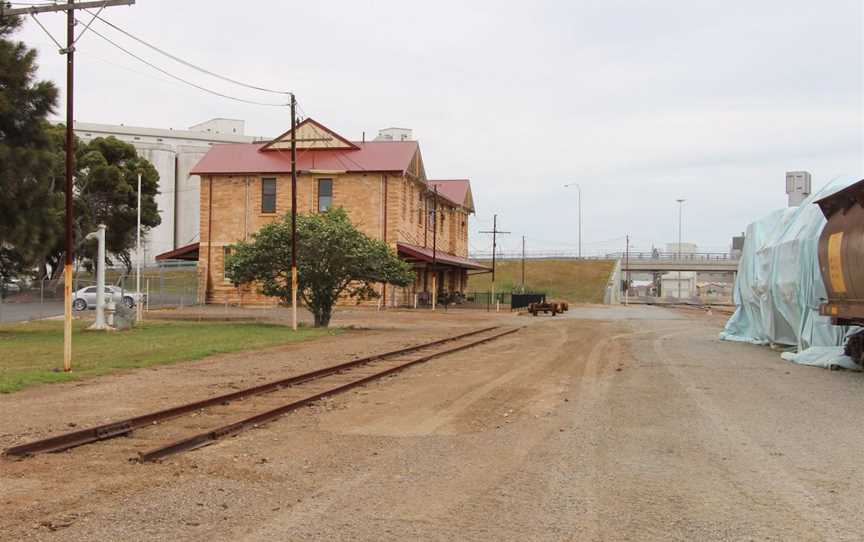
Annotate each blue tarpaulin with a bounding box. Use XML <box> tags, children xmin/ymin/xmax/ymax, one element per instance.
<box><xmin>719</xmin><ymin>175</ymin><xmax>861</xmax><ymax>370</ymax></box>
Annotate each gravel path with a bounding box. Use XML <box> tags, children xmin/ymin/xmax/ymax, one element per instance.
<box><xmin>1</xmin><ymin>305</ymin><xmax>863</xmax><ymax>540</ymax></box>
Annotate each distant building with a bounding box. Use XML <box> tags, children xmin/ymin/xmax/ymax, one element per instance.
<box><xmin>731</xmin><ymin>233</ymin><xmax>745</xmax><ymax>259</ymax></box>
<box><xmin>374</xmin><ymin>127</ymin><xmax>413</xmax><ymax>141</ymax></box>
<box><xmin>661</xmin><ymin>271</ymin><xmax>697</xmax><ymax>299</ymax></box>
<box><xmin>71</xmin><ymin>119</ymin><xmax>264</xmax><ymax>262</ymax></box>
<box><xmin>665</xmin><ymin>242</ymin><xmax>698</xmax><ymax>255</ymax></box>
<box><xmin>786</xmin><ymin>171</ymin><xmax>812</xmax><ymax>207</ymax></box>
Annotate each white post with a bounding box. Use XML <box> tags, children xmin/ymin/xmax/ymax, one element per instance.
<box><xmin>145</xmin><ymin>278</ymin><xmax>150</xmax><ymax>312</ymax></box>
<box><xmin>87</xmin><ymin>224</ymin><xmax>107</xmax><ymax>329</ymax></box>
<box><xmin>136</xmin><ymin>173</ymin><xmax>142</xmax><ymax>322</ymax></box>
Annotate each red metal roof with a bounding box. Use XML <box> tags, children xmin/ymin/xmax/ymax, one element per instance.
<box><xmin>155</xmin><ymin>242</ymin><xmax>200</xmax><ymax>261</ymax></box>
<box><xmin>191</xmin><ymin>140</ymin><xmax>419</xmax><ymax>176</ymax></box>
<box><xmin>397</xmin><ymin>242</ymin><xmax>489</xmax><ymax>270</ymax></box>
<box><xmin>429</xmin><ymin>179</ymin><xmax>471</xmax><ymax>209</ymax></box>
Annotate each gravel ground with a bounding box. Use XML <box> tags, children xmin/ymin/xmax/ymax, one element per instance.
<box><xmin>1</xmin><ymin>305</ymin><xmax>863</xmax><ymax>541</ymax></box>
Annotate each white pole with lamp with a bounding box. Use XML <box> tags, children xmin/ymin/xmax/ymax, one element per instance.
<box><xmin>676</xmin><ymin>198</ymin><xmax>685</xmax><ymax>300</ymax></box>
<box><xmin>136</xmin><ymin>173</ymin><xmax>142</xmax><ymax>322</ymax></box>
<box><xmin>563</xmin><ymin>183</ymin><xmax>582</xmax><ymax>258</ymax></box>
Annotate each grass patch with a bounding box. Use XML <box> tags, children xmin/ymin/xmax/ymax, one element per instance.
<box><xmin>0</xmin><ymin>320</ymin><xmax>336</xmax><ymax>394</ymax></box>
<box><xmin>468</xmin><ymin>259</ymin><xmax>616</xmax><ymax>303</ymax></box>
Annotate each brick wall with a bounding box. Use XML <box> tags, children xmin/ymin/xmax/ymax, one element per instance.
<box><xmin>199</xmin><ymin>169</ymin><xmax>472</xmax><ymax>306</ymax></box>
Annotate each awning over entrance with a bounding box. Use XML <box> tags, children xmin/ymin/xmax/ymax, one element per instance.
<box><xmin>396</xmin><ymin>242</ymin><xmax>489</xmax><ymax>270</ymax></box>
<box><xmin>155</xmin><ymin>242</ymin><xmax>200</xmax><ymax>261</ymax></box>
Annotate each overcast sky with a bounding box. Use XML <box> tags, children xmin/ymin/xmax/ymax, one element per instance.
<box><xmin>14</xmin><ymin>0</ymin><xmax>863</xmax><ymax>255</ymax></box>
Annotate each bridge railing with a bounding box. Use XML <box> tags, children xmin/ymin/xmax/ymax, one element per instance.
<box><xmin>608</xmin><ymin>251</ymin><xmax>738</xmax><ymax>264</ymax></box>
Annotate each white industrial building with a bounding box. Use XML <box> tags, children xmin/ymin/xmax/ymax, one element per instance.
<box><xmin>72</xmin><ymin>118</ymin><xmax>263</xmax><ymax>262</ymax></box>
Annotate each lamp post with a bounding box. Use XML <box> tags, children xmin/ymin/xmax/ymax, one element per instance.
<box><xmin>563</xmin><ymin>183</ymin><xmax>582</xmax><ymax>258</ymax></box>
<box><xmin>676</xmin><ymin>198</ymin><xmax>685</xmax><ymax>299</ymax></box>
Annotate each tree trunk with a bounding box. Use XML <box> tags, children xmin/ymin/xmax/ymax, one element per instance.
<box><xmin>311</xmin><ymin>302</ymin><xmax>333</xmax><ymax>328</ymax></box>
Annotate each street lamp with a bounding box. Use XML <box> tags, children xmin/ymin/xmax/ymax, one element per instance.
<box><xmin>676</xmin><ymin>198</ymin><xmax>685</xmax><ymax>299</ymax></box>
<box><xmin>564</xmin><ymin>183</ymin><xmax>582</xmax><ymax>258</ymax></box>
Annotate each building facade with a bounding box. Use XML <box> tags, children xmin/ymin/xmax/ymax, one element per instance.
<box><xmin>72</xmin><ymin>118</ymin><xmax>262</xmax><ymax>262</ymax></box>
<box><xmin>190</xmin><ymin>118</ymin><xmax>483</xmax><ymax>306</ymax></box>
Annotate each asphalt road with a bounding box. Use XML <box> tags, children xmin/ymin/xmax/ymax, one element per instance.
<box><xmin>0</xmin><ymin>300</ymin><xmax>63</xmax><ymax>323</ymax></box>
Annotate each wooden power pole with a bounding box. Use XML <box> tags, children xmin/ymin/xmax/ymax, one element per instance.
<box><xmin>290</xmin><ymin>93</ymin><xmax>298</xmax><ymax>330</ymax></box>
<box><xmin>431</xmin><ymin>185</ymin><xmax>438</xmax><ymax>310</ymax></box>
<box><xmin>2</xmin><ymin>0</ymin><xmax>136</xmax><ymax>371</ymax></box>
<box><xmin>479</xmin><ymin>215</ymin><xmax>510</xmax><ymax>311</ymax></box>
<box><xmin>521</xmin><ymin>235</ymin><xmax>526</xmax><ymax>293</ymax></box>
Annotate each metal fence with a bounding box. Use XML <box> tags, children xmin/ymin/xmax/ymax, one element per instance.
<box><xmin>0</xmin><ymin>260</ymin><xmax>198</xmax><ymax>324</ymax></box>
<box><xmin>606</xmin><ymin>251</ymin><xmax>737</xmax><ymax>262</ymax></box>
<box><xmin>469</xmin><ymin>250</ymin><xmax>612</xmax><ymax>260</ymax></box>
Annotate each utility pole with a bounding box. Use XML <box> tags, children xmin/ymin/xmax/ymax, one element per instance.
<box><xmin>431</xmin><ymin>185</ymin><xmax>438</xmax><ymax>311</ymax></box>
<box><xmin>290</xmin><ymin>93</ymin><xmax>298</xmax><ymax>330</ymax></box>
<box><xmin>624</xmin><ymin>234</ymin><xmax>629</xmax><ymax>306</ymax></box>
<box><xmin>521</xmin><ymin>235</ymin><xmax>526</xmax><ymax>293</ymax></box>
<box><xmin>479</xmin><ymin>215</ymin><xmax>510</xmax><ymax>311</ymax></box>
<box><xmin>1</xmin><ymin>0</ymin><xmax>137</xmax><ymax>371</ymax></box>
<box><xmin>676</xmin><ymin>198</ymin><xmax>685</xmax><ymax>300</ymax></box>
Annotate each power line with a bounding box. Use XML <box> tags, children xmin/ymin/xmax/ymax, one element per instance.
<box><xmin>84</xmin><ymin>10</ymin><xmax>292</xmax><ymax>96</ymax></box>
<box><xmin>79</xmin><ymin>20</ymin><xmax>291</xmax><ymax>107</ymax></box>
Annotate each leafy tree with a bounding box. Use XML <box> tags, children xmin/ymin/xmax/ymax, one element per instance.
<box><xmin>0</xmin><ymin>15</ymin><xmax>63</xmax><ymax>283</ymax></box>
<box><xmin>226</xmin><ymin>208</ymin><xmax>415</xmax><ymax>327</ymax></box>
<box><xmin>75</xmin><ymin>134</ymin><xmax>161</xmax><ymax>271</ymax></box>
<box><xmin>40</xmin><ymin>129</ymin><xmax>161</xmax><ymax>276</ymax></box>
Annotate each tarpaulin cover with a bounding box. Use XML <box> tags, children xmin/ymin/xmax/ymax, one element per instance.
<box><xmin>719</xmin><ymin>175</ymin><xmax>862</xmax><ymax>370</ymax></box>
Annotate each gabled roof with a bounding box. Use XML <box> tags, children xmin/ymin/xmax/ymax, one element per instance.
<box><xmin>429</xmin><ymin>179</ymin><xmax>474</xmax><ymax>212</ymax></box>
<box><xmin>191</xmin><ymin>140</ymin><xmax>419</xmax><ymax>175</ymax></box>
<box><xmin>261</xmin><ymin>118</ymin><xmax>359</xmax><ymax>151</ymax></box>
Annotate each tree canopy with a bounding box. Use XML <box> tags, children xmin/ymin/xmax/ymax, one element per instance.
<box><xmin>0</xmin><ymin>15</ymin><xmax>62</xmax><ymax>283</ymax></box>
<box><xmin>226</xmin><ymin>208</ymin><xmax>415</xmax><ymax>327</ymax></box>
<box><xmin>0</xmin><ymin>16</ymin><xmax>161</xmax><ymax>281</ymax></box>
<box><xmin>57</xmin><ymin>130</ymin><xmax>161</xmax><ymax>273</ymax></box>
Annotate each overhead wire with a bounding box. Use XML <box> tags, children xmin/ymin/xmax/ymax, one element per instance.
<box><xmin>78</xmin><ymin>20</ymin><xmax>290</xmax><ymax>107</ymax></box>
<box><xmin>83</xmin><ymin>10</ymin><xmax>292</xmax><ymax>96</ymax></box>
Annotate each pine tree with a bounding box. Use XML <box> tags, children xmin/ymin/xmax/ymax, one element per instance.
<box><xmin>0</xmin><ymin>15</ymin><xmax>63</xmax><ymax>283</ymax></box>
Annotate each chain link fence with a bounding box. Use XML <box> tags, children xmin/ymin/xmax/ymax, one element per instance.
<box><xmin>0</xmin><ymin>260</ymin><xmax>199</xmax><ymax>324</ymax></box>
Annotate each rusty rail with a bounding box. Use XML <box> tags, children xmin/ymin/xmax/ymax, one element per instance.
<box><xmin>3</xmin><ymin>326</ymin><xmax>501</xmax><ymax>458</ymax></box>
<box><xmin>138</xmin><ymin>327</ymin><xmax>520</xmax><ymax>462</ymax></box>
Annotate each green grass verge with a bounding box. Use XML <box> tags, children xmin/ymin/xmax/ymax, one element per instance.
<box><xmin>0</xmin><ymin>320</ymin><xmax>336</xmax><ymax>394</ymax></box>
<box><xmin>468</xmin><ymin>259</ymin><xmax>616</xmax><ymax>303</ymax></box>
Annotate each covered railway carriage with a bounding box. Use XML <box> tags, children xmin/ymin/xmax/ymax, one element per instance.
<box><xmin>815</xmin><ymin>177</ymin><xmax>864</xmax><ymax>362</ymax></box>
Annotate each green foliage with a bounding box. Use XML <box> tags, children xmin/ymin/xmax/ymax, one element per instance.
<box><xmin>0</xmin><ymin>15</ymin><xmax>62</xmax><ymax>283</ymax></box>
<box><xmin>227</xmin><ymin>208</ymin><xmax>415</xmax><ymax>327</ymax></box>
<box><xmin>0</xmin><ymin>17</ymin><xmax>160</xmax><ymax>281</ymax></box>
<box><xmin>64</xmin><ymin>131</ymin><xmax>161</xmax><ymax>272</ymax></box>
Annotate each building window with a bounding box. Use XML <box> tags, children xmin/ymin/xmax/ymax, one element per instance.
<box><xmin>440</xmin><ymin>209</ymin><xmax>445</xmax><ymax>233</ymax></box>
<box><xmin>261</xmin><ymin>178</ymin><xmax>277</xmax><ymax>213</ymax></box>
<box><xmin>318</xmin><ymin>178</ymin><xmax>332</xmax><ymax>212</ymax></box>
<box><xmin>223</xmin><ymin>246</ymin><xmax>234</xmax><ymax>281</ymax></box>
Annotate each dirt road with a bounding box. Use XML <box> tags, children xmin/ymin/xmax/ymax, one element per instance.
<box><xmin>2</xmin><ymin>306</ymin><xmax>863</xmax><ymax>541</ymax></box>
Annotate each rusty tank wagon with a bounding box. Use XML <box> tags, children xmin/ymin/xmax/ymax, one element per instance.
<box><xmin>815</xmin><ymin>178</ymin><xmax>864</xmax><ymax>362</ymax></box>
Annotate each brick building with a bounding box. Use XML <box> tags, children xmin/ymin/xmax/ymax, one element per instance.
<box><xmin>190</xmin><ymin>118</ymin><xmax>485</xmax><ymax>306</ymax></box>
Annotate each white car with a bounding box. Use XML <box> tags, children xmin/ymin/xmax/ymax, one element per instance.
<box><xmin>72</xmin><ymin>286</ymin><xmax>145</xmax><ymax>311</ymax></box>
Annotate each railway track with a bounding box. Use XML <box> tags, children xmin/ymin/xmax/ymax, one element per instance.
<box><xmin>4</xmin><ymin>326</ymin><xmax>519</xmax><ymax>462</ymax></box>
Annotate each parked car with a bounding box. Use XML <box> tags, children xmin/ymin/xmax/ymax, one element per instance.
<box><xmin>72</xmin><ymin>286</ymin><xmax>145</xmax><ymax>311</ymax></box>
